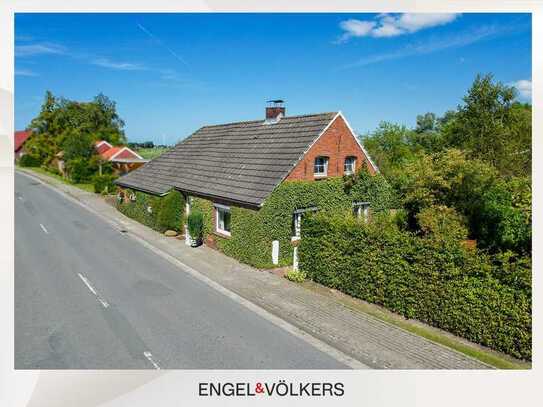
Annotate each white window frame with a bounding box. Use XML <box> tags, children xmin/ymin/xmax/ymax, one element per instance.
<box><xmin>353</xmin><ymin>202</ymin><xmax>370</xmax><ymax>223</ymax></box>
<box><xmin>215</xmin><ymin>203</ymin><xmax>231</xmax><ymax>236</ymax></box>
<box><xmin>314</xmin><ymin>156</ymin><xmax>329</xmax><ymax>177</ymax></box>
<box><xmin>344</xmin><ymin>156</ymin><xmax>356</xmax><ymax>175</ymax></box>
<box><xmin>291</xmin><ymin>207</ymin><xmax>318</xmax><ymax>241</ymax></box>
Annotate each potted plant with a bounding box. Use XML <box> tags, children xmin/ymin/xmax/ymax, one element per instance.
<box><xmin>187</xmin><ymin>210</ymin><xmax>204</xmax><ymax>247</ymax></box>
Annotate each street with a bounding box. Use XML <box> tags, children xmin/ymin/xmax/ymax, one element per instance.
<box><xmin>14</xmin><ymin>172</ymin><xmax>346</xmax><ymax>369</ymax></box>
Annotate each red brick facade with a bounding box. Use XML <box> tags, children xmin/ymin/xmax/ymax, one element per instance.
<box><xmin>285</xmin><ymin>114</ymin><xmax>376</xmax><ymax>181</ymax></box>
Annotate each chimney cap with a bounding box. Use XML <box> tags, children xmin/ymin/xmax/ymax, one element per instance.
<box><xmin>266</xmin><ymin>99</ymin><xmax>284</xmax><ymax>105</ymax></box>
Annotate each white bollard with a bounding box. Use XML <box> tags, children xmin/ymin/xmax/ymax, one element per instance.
<box><xmin>272</xmin><ymin>240</ymin><xmax>279</xmax><ymax>265</ymax></box>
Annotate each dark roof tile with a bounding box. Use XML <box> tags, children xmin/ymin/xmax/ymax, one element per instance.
<box><xmin>115</xmin><ymin>112</ymin><xmax>337</xmax><ymax>205</ymax></box>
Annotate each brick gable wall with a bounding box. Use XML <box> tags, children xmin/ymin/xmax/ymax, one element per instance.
<box><xmin>285</xmin><ymin>114</ymin><xmax>375</xmax><ymax>181</ymax></box>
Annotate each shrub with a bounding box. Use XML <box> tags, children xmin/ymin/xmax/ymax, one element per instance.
<box><xmin>285</xmin><ymin>269</ymin><xmax>306</xmax><ymax>283</ymax></box>
<box><xmin>19</xmin><ymin>154</ymin><xmax>42</xmax><ymax>167</ymax></box>
<box><xmin>299</xmin><ymin>213</ymin><xmax>531</xmax><ymax>360</ymax></box>
<box><xmin>66</xmin><ymin>158</ymin><xmax>92</xmax><ymax>183</ymax></box>
<box><xmin>187</xmin><ymin>211</ymin><xmax>204</xmax><ymax>239</ymax></box>
<box><xmin>116</xmin><ymin>188</ymin><xmax>185</xmax><ymax>233</ymax></box>
<box><xmin>491</xmin><ymin>250</ymin><xmax>531</xmax><ymax>295</ymax></box>
<box><xmin>416</xmin><ymin>205</ymin><xmax>468</xmax><ymax>241</ymax></box>
<box><xmin>156</xmin><ymin>190</ymin><xmax>183</xmax><ymax>232</ymax></box>
<box><xmin>92</xmin><ymin>174</ymin><xmax>117</xmax><ymax>194</ymax></box>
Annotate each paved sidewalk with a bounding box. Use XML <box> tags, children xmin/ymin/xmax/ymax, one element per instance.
<box><xmin>17</xmin><ymin>168</ymin><xmax>490</xmax><ymax>369</ymax></box>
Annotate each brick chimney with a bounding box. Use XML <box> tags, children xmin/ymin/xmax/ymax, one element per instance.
<box><xmin>265</xmin><ymin>99</ymin><xmax>285</xmax><ymax>120</ymax></box>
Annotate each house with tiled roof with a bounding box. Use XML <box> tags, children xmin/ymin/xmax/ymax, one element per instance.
<box><xmin>94</xmin><ymin>140</ymin><xmax>147</xmax><ymax>175</ymax></box>
<box><xmin>115</xmin><ymin>101</ymin><xmax>382</xmax><ymax>268</ymax></box>
<box><xmin>14</xmin><ymin>130</ymin><xmax>32</xmax><ymax>160</ymax></box>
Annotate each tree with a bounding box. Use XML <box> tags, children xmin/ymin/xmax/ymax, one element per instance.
<box><xmin>442</xmin><ymin>74</ymin><xmax>531</xmax><ymax>176</ymax></box>
<box><xmin>62</xmin><ymin>129</ymin><xmax>94</xmax><ymax>161</ymax></box>
<box><xmin>415</xmin><ymin>112</ymin><xmax>437</xmax><ymax>133</ymax></box>
<box><xmin>362</xmin><ymin>122</ymin><xmax>420</xmax><ymax>178</ymax></box>
<box><xmin>398</xmin><ymin>149</ymin><xmax>530</xmax><ymax>253</ymax></box>
<box><xmin>27</xmin><ymin>90</ymin><xmax>127</xmax><ymax>166</ymax></box>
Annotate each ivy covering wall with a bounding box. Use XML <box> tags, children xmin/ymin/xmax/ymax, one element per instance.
<box><xmin>194</xmin><ymin>170</ymin><xmax>397</xmax><ymax>268</ymax></box>
<box><xmin>116</xmin><ymin>189</ymin><xmax>185</xmax><ymax>233</ymax></box>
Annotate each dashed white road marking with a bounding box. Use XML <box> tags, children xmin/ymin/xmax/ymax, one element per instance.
<box><xmin>39</xmin><ymin>223</ymin><xmax>49</xmax><ymax>234</ymax></box>
<box><xmin>77</xmin><ymin>273</ymin><xmax>109</xmax><ymax>308</ymax></box>
<box><xmin>143</xmin><ymin>351</ymin><xmax>161</xmax><ymax>369</ymax></box>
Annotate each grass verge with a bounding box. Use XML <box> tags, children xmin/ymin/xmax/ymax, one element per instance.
<box><xmin>18</xmin><ymin>166</ymin><xmax>95</xmax><ymax>193</ymax></box>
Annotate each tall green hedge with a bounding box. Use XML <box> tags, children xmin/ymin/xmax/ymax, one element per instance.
<box><xmin>191</xmin><ymin>172</ymin><xmax>397</xmax><ymax>268</ymax></box>
<box><xmin>116</xmin><ymin>189</ymin><xmax>185</xmax><ymax>233</ymax></box>
<box><xmin>299</xmin><ymin>213</ymin><xmax>532</xmax><ymax>360</ymax></box>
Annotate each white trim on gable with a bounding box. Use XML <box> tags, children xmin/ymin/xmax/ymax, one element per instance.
<box><xmin>337</xmin><ymin>111</ymin><xmax>380</xmax><ymax>174</ymax></box>
<box><xmin>109</xmin><ymin>146</ymin><xmax>144</xmax><ymax>161</ymax></box>
<box><xmin>274</xmin><ymin>112</ymin><xmax>341</xmax><ymax>196</ymax></box>
<box><xmin>257</xmin><ymin>111</ymin><xmax>379</xmax><ymax>207</ymax></box>
<box><xmin>96</xmin><ymin>140</ymin><xmax>113</xmax><ymax>149</ymax></box>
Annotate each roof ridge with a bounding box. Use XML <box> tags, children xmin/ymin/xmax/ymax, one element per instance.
<box><xmin>200</xmin><ymin>111</ymin><xmax>338</xmax><ymax>129</ymax></box>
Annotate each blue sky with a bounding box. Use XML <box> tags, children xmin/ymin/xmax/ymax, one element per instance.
<box><xmin>15</xmin><ymin>13</ymin><xmax>531</xmax><ymax>144</ymax></box>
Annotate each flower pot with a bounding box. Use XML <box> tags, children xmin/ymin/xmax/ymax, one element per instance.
<box><xmin>190</xmin><ymin>237</ymin><xmax>203</xmax><ymax>247</ymax></box>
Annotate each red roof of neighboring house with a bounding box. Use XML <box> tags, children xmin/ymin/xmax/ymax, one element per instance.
<box><xmin>95</xmin><ymin>141</ymin><xmax>142</xmax><ymax>161</ymax></box>
<box><xmin>15</xmin><ymin>130</ymin><xmax>32</xmax><ymax>152</ymax></box>
<box><xmin>94</xmin><ymin>140</ymin><xmax>113</xmax><ymax>155</ymax></box>
<box><xmin>101</xmin><ymin>146</ymin><xmax>122</xmax><ymax>160</ymax></box>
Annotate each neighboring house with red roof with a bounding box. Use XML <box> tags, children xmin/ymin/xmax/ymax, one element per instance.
<box><xmin>94</xmin><ymin>140</ymin><xmax>147</xmax><ymax>175</ymax></box>
<box><xmin>14</xmin><ymin>130</ymin><xmax>32</xmax><ymax>160</ymax></box>
<box><xmin>94</xmin><ymin>140</ymin><xmax>113</xmax><ymax>155</ymax></box>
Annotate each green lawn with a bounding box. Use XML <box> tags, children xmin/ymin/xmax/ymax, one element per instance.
<box><xmin>135</xmin><ymin>147</ymin><xmax>171</xmax><ymax>160</ymax></box>
<box><xmin>20</xmin><ymin>166</ymin><xmax>95</xmax><ymax>193</ymax></box>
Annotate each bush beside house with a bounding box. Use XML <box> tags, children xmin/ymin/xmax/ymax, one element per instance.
<box><xmin>116</xmin><ymin>189</ymin><xmax>185</xmax><ymax>233</ymax></box>
<box><xmin>92</xmin><ymin>174</ymin><xmax>117</xmax><ymax>194</ymax></box>
<box><xmin>298</xmin><ymin>213</ymin><xmax>532</xmax><ymax>360</ymax></box>
<box><xmin>19</xmin><ymin>154</ymin><xmax>42</xmax><ymax>168</ymax></box>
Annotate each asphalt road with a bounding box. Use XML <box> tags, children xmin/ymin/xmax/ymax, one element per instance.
<box><xmin>14</xmin><ymin>172</ymin><xmax>346</xmax><ymax>369</ymax></box>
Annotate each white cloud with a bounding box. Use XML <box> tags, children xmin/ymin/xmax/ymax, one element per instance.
<box><xmin>337</xmin><ymin>13</ymin><xmax>460</xmax><ymax>42</ymax></box>
<box><xmin>91</xmin><ymin>58</ymin><xmax>146</xmax><ymax>71</ymax></box>
<box><xmin>338</xmin><ymin>19</ymin><xmax>376</xmax><ymax>40</ymax></box>
<box><xmin>15</xmin><ymin>42</ymin><xmax>66</xmax><ymax>57</ymax></box>
<box><xmin>342</xmin><ymin>25</ymin><xmax>501</xmax><ymax>68</ymax></box>
<box><xmin>512</xmin><ymin>79</ymin><xmax>532</xmax><ymax>100</ymax></box>
<box><xmin>15</xmin><ymin>68</ymin><xmax>38</xmax><ymax>77</ymax></box>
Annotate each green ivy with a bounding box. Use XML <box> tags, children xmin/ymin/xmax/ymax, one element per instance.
<box><xmin>299</xmin><ymin>213</ymin><xmax>532</xmax><ymax>360</ymax></box>
<box><xmin>116</xmin><ymin>189</ymin><xmax>185</xmax><ymax>233</ymax></box>
<box><xmin>189</xmin><ymin>171</ymin><xmax>397</xmax><ymax>268</ymax></box>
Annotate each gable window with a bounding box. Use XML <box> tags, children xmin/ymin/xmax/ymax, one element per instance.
<box><xmin>314</xmin><ymin>156</ymin><xmax>329</xmax><ymax>177</ymax></box>
<box><xmin>292</xmin><ymin>207</ymin><xmax>318</xmax><ymax>241</ymax></box>
<box><xmin>344</xmin><ymin>156</ymin><xmax>356</xmax><ymax>175</ymax></box>
<box><xmin>353</xmin><ymin>202</ymin><xmax>370</xmax><ymax>223</ymax></box>
<box><xmin>215</xmin><ymin>204</ymin><xmax>231</xmax><ymax>236</ymax></box>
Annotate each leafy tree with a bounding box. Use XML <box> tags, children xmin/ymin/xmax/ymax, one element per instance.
<box><xmin>66</xmin><ymin>158</ymin><xmax>93</xmax><ymax>183</ymax></box>
<box><xmin>28</xmin><ymin>90</ymin><xmax>127</xmax><ymax>166</ymax></box>
<box><xmin>62</xmin><ymin>129</ymin><xmax>95</xmax><ymax>161</ymax></box>
<box><xmin>416</xmin><ymin>205</ymin><xmax>468</xmax><ymax>241</ymax></box>
<box><xmin>415</xmin><ymin>112</ymin><xmax>437</xmax><ymax>133</ymax></box>
<box><xmin>398</xmin><ymin>149</ymin><xmax>530</xmax><ymax>253</ymax></box>
<box><xmin>362</xmin><ymin>122</ymin><xmax>420</xmax><ymax>178</ymax></box>
<box><xmin>442</xmin><ymin>74</ymin><xmax>531</xmax><ymax>176</ymax></box>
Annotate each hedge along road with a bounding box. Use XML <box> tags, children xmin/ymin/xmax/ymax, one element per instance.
<box><xmin>14</xmin><ymin>171</ymin><xmax>348</xmax><ymax>369</ymax></box>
